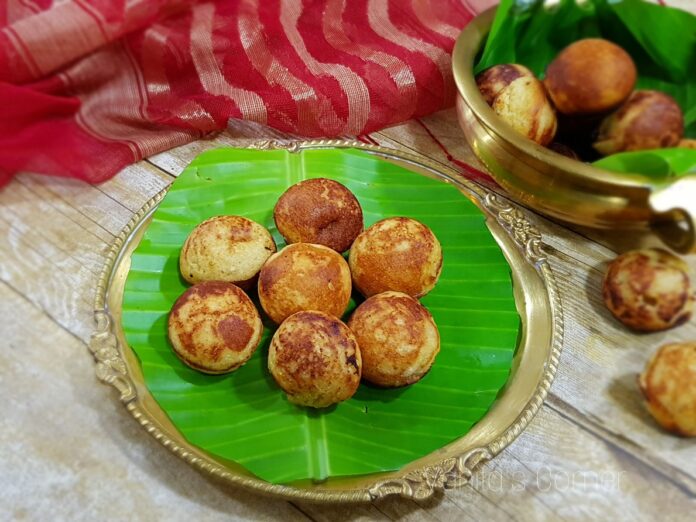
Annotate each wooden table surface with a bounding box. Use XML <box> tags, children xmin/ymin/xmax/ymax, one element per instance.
<box><xmin>1</xmin><ymin>109</ymin><xmax>695</xmax><ymax>521</ymax></box>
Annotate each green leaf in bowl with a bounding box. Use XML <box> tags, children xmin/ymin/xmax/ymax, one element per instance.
<box><xmin>121</xmin><ymin>147</ymin><xmax>521</xmax><ymax>484</ymax></box>
<box><xmin>592</xmin><ymin>147</ymin><xmax>696</xmax><ymax>180</ymax></box>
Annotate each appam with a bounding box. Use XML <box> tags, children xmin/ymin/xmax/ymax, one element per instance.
<box><xmin>348</xmin><ymin>291</ymin><xmax>440</xmax><ymax>387</ymax></box>
<box><xmin>639</xmin><ymin>342</ymin><xmax>696</xmax><ymax>437</ymax></box>
<box><xmin>268</xmin><ymin>311</ymin><xmax>362</xmax><ymax>408</ymax></box>
<box><xmin>603</xmin><ymin>248</ymin><xmax>693</xmax><ymax>332</ymax></box>
<box><xmin>274</xmin><ymin>178</ymin><xmax>363</xmax><ymax>253</ymax></box>
<box><xmin>258</xmin><ymin>243</ymin><xmax>351</xmax><ymax>324</ymax></box>
<box><xmin>349</xmin><ymin>217</ymin><xmax>442</xmax><ymax>298</ymax></box>
<box><xmin>168</xmin><ymin>281</ymin><xmax>263</xmax><ymax>374</ymax></box>
<box><xmin>180</xmin><ymin>215</ymin><xmax>276</xmax><ymax>289</ymax></box>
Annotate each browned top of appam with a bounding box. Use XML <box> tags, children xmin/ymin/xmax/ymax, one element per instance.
<box><xmin>545</xmin><ymin>38</ymin><xmax>636</xmax><ymax>115</ymax></box>
<box><xmin>268</xmin><ymin>311</ymin><xmax>361</xmax><ymax>408</ymax></box>
<box><xmin>602</xmin><ymin>248</ymin><xmax>692</xmax><ymax>332</ymax></box>
<box><xmin>348</xmin><ymin>217</ymin><xmax>442</xmax><ymax>298</ymax></box>
<box><xmin>179</xmin><ymin>215</ymin><xmax>276</xmax><ymax>287</ymax></box>
<box><xmin>258</xmin><ymin>243</ymin><xmax>352</xmax><ymax>324</ymax></box>
<box><xmin>604</xmin><ymin>90</ymin><xmax>684</xmax><ymax>150</ymax></box>
<box><xmin>475</xmin><ymin>63</ymin><xmax>533</xmax><ymax>106</ymax></box>
<box><xmin>639</xmin><ymin>342</ymin><xmax>696</xmax><ymax>437</ymax></box>
<box><xmin>168</xmin><ymin>281</ymin><xmax>263</xmax><ymax>373</ymax></box>
<box><xmin>348</xmin><ymin>291</ymin><xmax>439</xmax><ymax>387</ymax></box>
<box><xmin>274</xmin><ymin>178</ymin><xmax>363</xmax><ymax>253</ymax></box>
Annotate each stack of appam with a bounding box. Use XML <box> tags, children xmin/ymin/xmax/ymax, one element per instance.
<box><xmin>167</xmin><ymin>177</ymin><xmax>444</xmax><ymax>408</ymax></box>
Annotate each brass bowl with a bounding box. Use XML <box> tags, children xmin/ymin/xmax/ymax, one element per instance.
<box><xmin>452</xmin><ymin>8</ymin><xmax>696</xmax><ymax>253</ymax></box>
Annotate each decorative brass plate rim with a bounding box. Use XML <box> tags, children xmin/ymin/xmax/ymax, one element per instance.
<box><xmin>89</xmin><ymin>139</ymin><xmax>564</xmax><ymax>503</ymax></box>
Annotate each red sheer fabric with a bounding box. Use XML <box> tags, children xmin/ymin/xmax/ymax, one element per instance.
<box><xmin>0</xmin><ymin>0</ymin><xmax>492</xmax><ymax>186</ymax></box>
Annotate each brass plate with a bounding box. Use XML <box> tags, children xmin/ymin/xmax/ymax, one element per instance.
<box><xmin>89</xmin><ymin>139</ymin><xmax>563</xmax><ymax>502</ymax></box>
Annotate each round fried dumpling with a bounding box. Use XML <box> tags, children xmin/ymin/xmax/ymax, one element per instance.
<box><xmin>258</xmin><ymin>243</ymin><xmax>351</xmax><ymax>324</ymax></box>
<box><xmin>603</xmin><ymin>249</ymin><xmax>693</xmax><ymax>332</ymax></box>
<box><xmin>545</xmin><ymin>38</ymin><xmax>636</xmax><ymax>116</ymax></box>
<box><xmin>180</xmin><ymin>216</ymin><xmax>276</xmax><ymax>289</ymax></box>
<box><xmin>274</xmin><ymin>178</ymin><xmax>363</xmax><ymax>253</ymax></box>
<box><xmin>349</xmin><ymin>217</ymin><xmax>442</xmax><ymax>298</ymax></box>
<box><xmin>476</xmin><ymin>63</ymin><xmax>536</xmax><ymax>106</ymax></box>
<box><xmin>639</xmin><ymin>342</ymin><xmax>696</xmax><ymax>437</ymax></box>
<box><xmin>593</xmin><ymin>90</ymin><xmax>684</xmax><ymax>155</ymax></box>
<box><xmin>268</xmin><ymin>311</ymin><xmax>361</xmax><ymax>408</ymax></box>
<box><xmin>348</xmin><ymin>292</ymin><xmax>440</xmax><ymax>387</ymax></box>
<box><xmin>476</xmin><ymin>64</ymin><xmax>557</xmax><ymax>146</ymax></box>
<box><xmin>168</xmin><ymin>281</ymin><xmax>263</xmax><ymax>374</ymax></box>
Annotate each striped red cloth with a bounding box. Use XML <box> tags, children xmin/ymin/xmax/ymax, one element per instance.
<box><xmin>0</xmin><ymin>0</ymin><xmax>493</xmax><ymax>187</ymax></box>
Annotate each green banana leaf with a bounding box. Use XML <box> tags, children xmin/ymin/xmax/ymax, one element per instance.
<box><xmin>475</xmin><ymin>0</ymin><xmax>696</xmax><ymax>138</ymax></box>
<box><xmin>592</xmin><ymin>147</ymin><xmax>696</xmax><ymax>179</ymax></box>
<box><xmin>120</xmin><ymin>147</ymin><xmax>521</xmax><ymax>484</ymax></box>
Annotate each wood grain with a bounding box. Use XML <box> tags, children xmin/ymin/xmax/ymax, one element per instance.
<box><xmin>2</xmin><ymin>113</ymin><xmax>695</xmax><ymax>521</ymax></box>
<box><xmin>0</xmin><ymin>281</ymin><xmax>312</xmax><ymax>521</ymax></box>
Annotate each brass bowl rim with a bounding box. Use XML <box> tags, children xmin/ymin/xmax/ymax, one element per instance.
<box><xmin>451</xmin><ymin>6</ymin><xmax>658</xmax><ymax>191</ymax></box>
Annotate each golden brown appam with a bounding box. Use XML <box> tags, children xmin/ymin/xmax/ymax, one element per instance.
<box><xmin>594</xmin><ymin>90</ymin><xmax>684</xmax><ymax>155</ymax></box>
<box><xmin>603</xmin><ymin>248</ymin><xmax>693</xmax><ymax>332</ymax></box>
<box><xmin>348</xmin><ymin>291</ymin><xmax>440</xmax><ymax>387</ymax></box>
<box><xmin>168</xmin><ymin>281</ymin><xmax>263</xmax><ymax>374</ymax></box>
<box><xmin>476</xmin><ymin>63</ymin><xmax>535</xmax><ymax>106</ymax></box>
<box><xmin>544</xmin><ymin>38</ymin><xmax>636</xmax><ymax>116</ymax></box>
<box><xmin>476</xmin><ymin>64</ymin><xmax>557</xmax><ymax>146</ymax></box>
<box><xmin>268</xmin><ymin>311</ymin><xmax>362</xmax><ymax>408</ymax></box>
<box><xmin>639</xmin><ymin>342</ymin><xmax>696</xmax><ymax>437</ymax></box>
<box><xmin>274</xmin><ymin>178</ymin><xmax>363</xmax><ymax>253</ymax></box>
<box><xmin>258</xmin><ymin>243</ymin><xmax>352</xmax><ymax>324</ymax></box>
<box><xmin>180</xmin><ymin>215</ymin><xmax>276</xmax><ymax>289</ymax></box>
<box><xmin>349</xmin><ymin>217</ymin><xmax>442</xmax><ymax>298</ymax></box>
